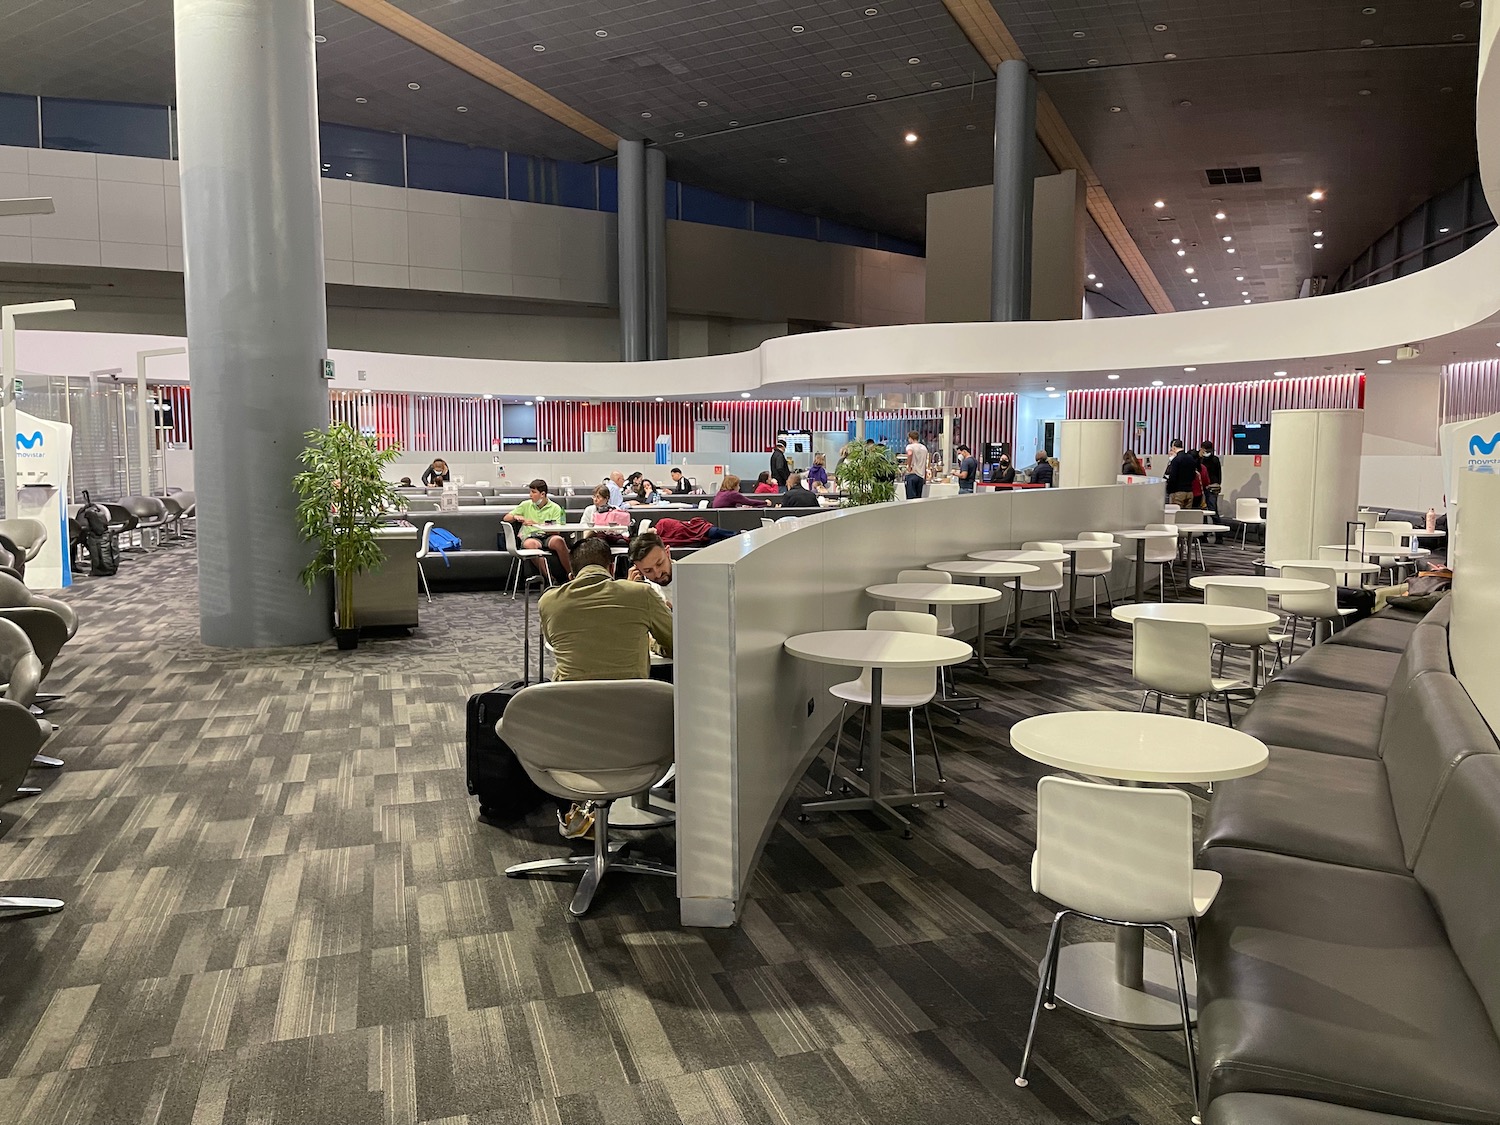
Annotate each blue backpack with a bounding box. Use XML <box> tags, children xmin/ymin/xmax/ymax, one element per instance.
<box><xmin>428</xmin><ymin>527</ymin><xmax>461</xmax><ymax>564</ymax></box>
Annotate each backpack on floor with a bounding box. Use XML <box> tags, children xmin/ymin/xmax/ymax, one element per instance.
<box><xmin>80</xmin><ymin>491</ymin><xmax>119</xmax><ymax>577</ymax></box>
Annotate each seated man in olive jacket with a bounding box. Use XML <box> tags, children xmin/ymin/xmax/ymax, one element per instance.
<box><xmin>539</xmin><ymin>537</ymin><xmax>673</xmax><ymax>682</ymax></box>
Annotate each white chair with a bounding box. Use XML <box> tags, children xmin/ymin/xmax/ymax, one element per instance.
<box><xmin>1020</xmin><ymin>541</ymin><xmax>1065</xmax><ymax>643</ymax></box>
<box><xmin>637</xmin><ymin>518</ymin><xmax>652</xmax><ymax>535</ymax></box>
<box><xmin>1279</xmin><ymin>565</ymin><xmax>1355</xmax><ymax>656</ymax></box>
<box><xmin>1015</xmin><ymin>776</ymin><xmax>1217</xmax><ymax>1121</ymax></box>
<box><xmin>1132</xmin><ymin>617</ymin><xmax>1243</xmax><ymax>724</ymax></box>
<box><xmin>1233</xmin><ymin>497</ymin><xmax>1265</xmax><ymax>548</ymax></box>
<box><xmin>1068</xmin><ymin>533</ymin><xmax>1116</xmax><ymax>619</ymax></box>
<box><xmin>502</xmin><ymin>522</ymin><xmax>554</xmax><ymax>597</ymax></box>
<box><xmin>824</xmin><ymin>611</ymin><xmax>944</xmax><ymax>795</ymax></box>
<box><xmin>1172</xmin><ymin>509</ymin><xmax>1206</xmax><ymax>524</ymax></box>
<box><xmin>414</xmin><ymin>522</ymin><xmax>435</xmax><ymax>603</ymax></box>
<box><xmin>698</xmin><ymin>499</ymin><xmax>709</xmax><ymax>509</ymax></box>
<box><xmin>1143</xmin><ymin>524</ymin><xmax>1182</xmax><ymax>600</ymax></box>
<box><xmin>1204</xmin><ymin>583</ymin><xmax>1289</xmax><ymax>688</ymax></box>
<box><xmin>899</xmin><ymin>568</ymin><xmax>955</xmax><ymax>698</ymax></box>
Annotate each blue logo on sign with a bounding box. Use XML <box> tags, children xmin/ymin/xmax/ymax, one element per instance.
<box><xmin>15</xmin><ymin>432</ymin><xmax>41</xmax><ymax>450</ymax></box>
<box><xmin>1471</xmin><ymin>433</ymin><xmax>1500</xmax><ymax>456</ymax></box>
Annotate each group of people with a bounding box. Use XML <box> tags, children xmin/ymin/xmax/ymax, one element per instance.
<box><xmin>1162</xmin><ymin>439</ymin><xmax>1224</xmax><ymax>537</ymax></box>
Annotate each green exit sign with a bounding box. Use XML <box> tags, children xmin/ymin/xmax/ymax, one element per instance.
<box><xmin>320</xmin><ymin>359</ymin><xmax>335</xmax><ymax>380</ymax></box>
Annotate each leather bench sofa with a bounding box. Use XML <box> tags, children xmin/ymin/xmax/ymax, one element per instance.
<box><xmin>1196</xmin><ymin>596</ymin><xmax>1500</xmax><ymax>1124</ymax></box>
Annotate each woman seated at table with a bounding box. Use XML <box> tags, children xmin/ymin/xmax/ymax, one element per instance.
<box><xmin>503</xmin><ymin>478</ymin><xmax>570</xmax><ymax>580</ymax></box>
<box><xmin>627</xmin><ymin>478</ymin><xmax>663</xmax><ymax>506</ymax></box>
<box><xmin>581</xmin><ymin>483</ymin><xmax>632</xmax><ymax>545</ymax></box>
<box><xmin>1121</xmin><ymin>449</ymin><xmax>1146</xmax><ymax>476</ymax></box>
<box><xmin>752</xmin><ymin>471</ymin><xmax>778</xmax><ymax>495</ymax></box>
<box><xmin>713</xmin><ymin>474</ymin><xmax>770</xmax><ymax>508</ymax></box>
<box><xmin>808</xmin><ymin>452</ymin><xmax>831</xmax><ymax>492</ymax></box>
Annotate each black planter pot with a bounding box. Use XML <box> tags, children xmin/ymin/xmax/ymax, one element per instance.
<box><xmin>334</xmin><ymin>628</ymin><xmax>359</xmax><ymax>651</ymax></box>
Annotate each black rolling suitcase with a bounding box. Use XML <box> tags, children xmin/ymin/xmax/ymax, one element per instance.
<box><xmin>465</xmin><ymin>575</ymin><xmax>548</xmax><ymax>821</ymax></box>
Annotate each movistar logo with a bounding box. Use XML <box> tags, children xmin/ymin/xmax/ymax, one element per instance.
<box><xmin>1470</xmin><ymin>432</ymin><xmax>1500</xmax><ymax>456</ymax></box>
<box><xmin>15</xmin><ymin>432</ymin><xmax>41</xmax><ymax>450</ymax></box>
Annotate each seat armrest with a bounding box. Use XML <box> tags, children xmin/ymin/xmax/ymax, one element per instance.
<box><xmin>0</xmin><ymin>608</ymin><xmax>68</xmax><ymax>671</ymax></box>
<box><xmin>28</xmin><ymin>594</ymin><xmax>77</xmax><ymax>639</ymax></box>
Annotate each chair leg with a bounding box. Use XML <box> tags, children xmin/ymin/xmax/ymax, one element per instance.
<box><xmin>1165</xmin><ymin>926</ymin><xmax>1203</xmax><ymax>1123</ymax></box>
<box><xmin>1139</xmin><ymin>690</ymin><xmax>1154</xmax><ymax>712</ymax></box>
<box><xmin>1015</xmin><ymin>911</ymin><xmax>1068</xmax><ymax>1088</ymax></box>
<box><xmin>1223</xmin><ymin>693</ymin><xmax>1234</xmax><ymax>728</ymax></box>
<box><xmin>418</xmin><ymin>562</ymin><xmax>432</xmax><ymax>603</ymax></box>
<box><xmin>907</xmin><ymin>709</ymin><xmax>919</xmax><ymax>792</ymax></box>
<box><xmin>924</xmin><ymin>706</ymin><xmax>945</xmax><ymax>784</ymax></box>
<box><xmin>825</xmin><ymin>702</ymin><xmax>848</xmax><ymax>795</ymax></box>
<box><xmin>854</xmin><ymin>706</ymin><xmax>869</xmax><ymax>773</ymax></box>
<box><xmin>569</xmin><ymin>800</ymin><xmax>613</xmax><ymax>917</ymax></box>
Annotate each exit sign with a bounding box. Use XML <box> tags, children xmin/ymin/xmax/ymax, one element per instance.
<box><xmin>320</xmin><ymin>359</ymin><xmax>335</xmax><ymax>380</ymax></box>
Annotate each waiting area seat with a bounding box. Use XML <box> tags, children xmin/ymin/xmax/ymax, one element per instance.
<box><xmin>1196</xmin><ymin>596</ymin><xmax>1500</xmax><ymax>1124</ymax></box>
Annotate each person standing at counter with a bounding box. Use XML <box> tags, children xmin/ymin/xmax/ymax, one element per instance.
<box><xmin>1163</xmin><ymin>439</ymin><xmax>1197</xmax><ymax>508</ymax></box>
<box><xmin>904</xmin><ymin>430</ymin><xmax>929</xmax><ymax>499</ymax></box>
<box><xmin>712</xmin><ymin>475</ymin><xmax>769</xmax><ymax>508</ymax></box>
<box><xmin>1122</xmin><ymin>449</ymin><xmax>1147</xmax><ymax>476</ymax></box>
<box><xmin>955</xmin><ymin>444</ymin><xmax>979</xmax><ymax>493</ymax></box>
<box><xmin>770</xmin><ymin>440</ymin><xmax>791</xmax><ymax>491</ymax></box>
<box><xmin>995</xmin><ymin>454</ymin><xmax>1016</xmax><ymax>484</ymax></box>
<box><xmin>1029</xmin><ymin>450</ymin><xmax>1054</xmax><ymax>487</ymax></box>
<box><xmin>1199</xmin><ymin>440</ymin><xmax>1225</xmax><ymax>538</ymax></box>
<box><xmin>421</xmin><ymin>459</ymin><xmax>451</xmax><ymax>486</ymax></box>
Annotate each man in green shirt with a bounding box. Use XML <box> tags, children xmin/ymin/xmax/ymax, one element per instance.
<box><xmin>504</xmin><ymin>478</ymin><xmax>569</xmax><ymax>580</ymax></box>
<box><xmin>540</xmin><ymin>538</ymin><xmax>673</xmax><ymax>681</ymax></box>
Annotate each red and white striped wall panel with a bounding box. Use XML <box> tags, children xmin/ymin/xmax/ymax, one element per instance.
<box><xmin>1441</xmin><ymin>361</ymin><xmax>1500</xmax><ymax>424</ymax></box>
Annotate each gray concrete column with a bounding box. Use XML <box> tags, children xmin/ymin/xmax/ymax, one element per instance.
<box><xmin>991</xmin><ymin>58</ymin><xmax>1037</xmax><ymax>322</ymax></box>
<box><xmin>617</xmin><ymin>139</ymin><xmax>648</xmax><ymax>362</ymax></box>
<box><xmin>646</xmin><ymin>146</ymin><xmax>668</xmax><ymax>361</ymax></box>
<box><xmin>175</xmin><ymin>0</ymin><xmax>331</xmax><ymax>647</ymax></box>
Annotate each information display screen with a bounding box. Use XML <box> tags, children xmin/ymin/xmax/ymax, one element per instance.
<box><xmin>1232</xmin><ymin>421</ymin><xmax>1271</xmax><ymax>455</ymax></box>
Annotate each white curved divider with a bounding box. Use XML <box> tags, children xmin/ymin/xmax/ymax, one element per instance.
<box><xmin>1451</xmin><ymin>469</ymin><xmax>1500</xmax><ymax>736</ymax></box>
<box><xmin>1058</xmin><ymin>419</ymin><xmax>1124</xmax><ymax>488</ymax></box>
<box><xmin>672</xmin><ymin>484</ymin><xmax>1163</xmax><ymax>926</ymax></box>
<box><xmin>1263</xmin><ymin>410</ymin><xmax>1364</xmax><ymax>564</ymax></box>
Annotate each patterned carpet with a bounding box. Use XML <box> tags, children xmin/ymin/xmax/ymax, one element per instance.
<box><xmin>0</xmin><ymin>536</ymin><xmax>1277</xmax><ymax>1125</ymax></box>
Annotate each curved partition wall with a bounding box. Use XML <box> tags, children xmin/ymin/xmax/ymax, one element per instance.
<box><xmin>1263</xmin><ymin>409</ymin><xmax>1364</xmax><ymax>565</ymax></box>
<box><xmin>672</xmin><ymin>484</ymin><xmax>1163</xmax><ymax>927</ymax></box>
<box><xmin>1451</xmin><ymin>469</ymin><xmax>1500</xmax><ymax>735</ymax></box>
<box><xmin>1058</xmin><ymin>419</ymin><xmax>1125</xmax><ymax>488</ymax></box>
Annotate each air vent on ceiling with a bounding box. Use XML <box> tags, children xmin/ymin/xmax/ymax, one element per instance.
<box><xmin>1205</xmin><ymin>166</ymin><xmax>1263</xmax><ymax>185</ymax></box>
<box><xmin>605</xmin><ymin>51</ymin><xmax>689</xmax><ymax>75</ymax></box>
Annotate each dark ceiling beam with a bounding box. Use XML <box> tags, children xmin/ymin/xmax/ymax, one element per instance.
<box><xmin>940</xmin><ymin>0</ymin><xmax>1176</xmax><ymax>313</ymax></box>
<box><xmin>331</xmin><ymin>0</ymin><xmax>619</xmax><ymax>151</ymax></box>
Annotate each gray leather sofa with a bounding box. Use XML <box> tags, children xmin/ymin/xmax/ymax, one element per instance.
<box><xmin>1197</xmin><ymin>596</ymin><xmax>1500</xmax><ymax>1124</ymax></box>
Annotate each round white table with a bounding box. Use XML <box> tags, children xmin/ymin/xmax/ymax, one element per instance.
<box><xmin>1114</xmin><ymin>530</ymin><xmax>1180</xmax><ymax>603</ymax></box>
<box><xmin>969</xmin><ymin>550</ymin><xmax>1067</xmax><ymax>564</ymax></box>
<box><xmin>1267</xmin><ymin>559</ymin><xmax>1381</xmax><ymax>587</ymax></box>
<box><xmin>1189</xmin><ymin>574</ymin><xmax>1326</xmax><ymax>595</ymax></box>
<box><xmin>1174</xmin><ymin>524</ymin><xmax>1233</xmax><ymax>584</ymax></box>
<box><xmin>928</xmin><ymin>560</ymin><xmax>1039</xmax><ymax>666</ymax></box>
<box><xmin>1111</xmin><ymin>602</ymin><xmax>1278</xmax><ymax>637</ymax></box>
<box><xmin>866</xmin><ymin>582</ymin><xmax>1004</xmax><ymax>716</ymax></box>
<box><xmin>785</xmin><ymin>630</ymin><xmax>972</xmax><ymax>836</ymax></box>
<box><xmin>1010</xmin><ymin>711</ymin><xmax>1268</xmax><ymax>1029</ymax></box>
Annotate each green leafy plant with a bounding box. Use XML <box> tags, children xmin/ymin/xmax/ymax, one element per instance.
<box><xmin>834</xmin><ymin>441</ymin><xmax>898</xmax><ymax>506</ymax></box>
<box><xmin>293</xmin><ymin>423</ymin><xmax>406</xmax><ymax>632</ymax></box>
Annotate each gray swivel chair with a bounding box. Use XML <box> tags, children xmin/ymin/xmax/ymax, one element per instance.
<box><xmin>0</xmin><ymin>698</ymin><xmax>65</xmax><ymax>917</ymax></box>
<box><xmin>104</xmin><ymin>504</ymin><xmax>140</xmax><ymax>553</ymax></box>
<box><xmin>0</xmin><ymin>618</ymin><xmax>61</xmax><ymax>771</ymax></box>
<box><xmin>0</xmin><ymin>519</ymin><xmax>46</xmax><ymax>578</ymax></box>
<box><xmin>500</xmin><ymin>680</ymin><xmax>676</xmax><ymax>917</ymax></box>
<box><xmin>123</xmin><ymin>497</ymin><xmax>169</xmax><ymax>549</ymax></box>
<box><xmin>174</xmin><ymin>491</ymin><xmax>197</xmax><ymax>538</ymax></box>
<box><xmin>0</xmin><ymin>572</ymin><xmax>77</xmax><ymax>717</ymax></box>
<box><xmin>156</xmin><ymin>496</ymin><xmax>184</xmax><ymax>541</ymax></box>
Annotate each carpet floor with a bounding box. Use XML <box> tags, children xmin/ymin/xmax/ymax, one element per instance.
<box><xmin>0</xmin><ymin>537</ymin><xmax>1283</xmax><ymax>1125</ymax></box>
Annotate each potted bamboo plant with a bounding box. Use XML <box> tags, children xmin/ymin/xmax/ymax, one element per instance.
<box><xmin>833</xmin><ymin>440</ymin><xmax>898</xmax><ymax>506</ymax></box>
<box><xmin>294</xmin><ymin>422</ymin><xmax>406</xmax><ymax>649</ymax></box>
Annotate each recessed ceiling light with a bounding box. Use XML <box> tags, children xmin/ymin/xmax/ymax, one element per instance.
<box><xmin>1184</xmin><ymin>267</ymin><xmax>1195</xmax><ymax>274</ymax></box>
<box><xmin>1226</xmin><ymin>247</ymin><xmax>1236</xmax><ymax>253</ymax></box>
<box><xmin>1441</xmin><ymin>85</ymin><xmax>1455</xmax><ymax>92</ymax></box>
<box><xmin>1461</xmin><ymin>1</ymin><xmax>1475</xmax><ymax>7</ymax></box>
<box><xmin>1177</xmin><ymin>249</ymin><xmax>1186</xmax><ymax>257</ymax></box>
<box><xmin>656</xmin><ymin>396</ymin><xmax>665</xmax><ymax>402</ymax></box>
<box><xmin>595</xmin><ymin>29</ymin><xmax>608</xmax><ymax>37</ymax></box>
<box><xmin>930</xmin><ymin>81</ymin><xmax>942</xmax><ymax>87</ymax></box>
<box><xmin>321</xmin><ymin>162</ymin><xmax>330</xmax><ymax>169</ymax></box>
<box><xmin>1072</xmin><ymin>31</ymin><xmax>1085</xmax><ymax>39</ymax></box>
<box><xmin>1235</xmin><ymin>275</ymin><xmax>1245</xmax><ymax>281</ymax></box>
<box><xmin>1154</xmin><ymin>23</ymin><xmax>1169</xmax><ymax>31</ymax></box>
<box><xmin>524</xmin><ymin>400</ymin><xmax>534</xmax><ymax>406</ymax></box>
<box><xmin>1163</xmin><ymin>52</ymin><xmax>1177</xmax><ymax>59</ymax></box>
<box><xmin>315</xmin><ymin>34</ymin><xmax>327</xmax><ymax>43</ymax></box>
<box><xmin>776</xmin><ymin>156</ymin><xmax>788</xmax><ymax>164</ymax></box>
<box><xmin>1222</xmin><ymin>235</ymin><xmax>1232</xmax><ymax>242</ymax></box>
<box><xmin>1358</xmin><ymin>88</ymin><xmax>1372</xmax><ymax>96</ymax></box>
<box><xmin>1439</xmin><ymin>226</ymin><xmax>1451</xmax><ymax>233</ymax></box>
<box><xmin>1184</xmin><ymin>367</ymin><xmax>1197</xmax><ymax>372</ymax></box>
<box><xmin>1360</xmin><ymin>38</ymin><xmax>1375</xmax><ymax>46</ymax></box>
<box><xmin>1108</xmin><ymin>373</ymin><xmax>1120</xmax><ymax>380</ymax></box>
<box><xmin>641</xmin><ymin>111</ymin><xmax>652</xmax><ymax>119</ymax></box>
<box><xmin>864</xmin><ymin>6</ymin><xmax>878</xmax><ymax>14</ymax></box>
<box><xmin>455</xmin><ymin>106</ymin><xmax>468</xmax><ymax>113</ymax></box>
<box><xmin>1242</xmin><ymin>290</ymin><xmax>1249</xmax><ymax>295</ymax></box>
<box><xmin>536</xmin><ymin>395</ymin><xmax>545</xmax><ymax>401</ymax></box>
<box><xmin>1362</xmin><ymin>5</ymin><xmax>1376</xmax><ymax>12</ymax></box>
<box><xmin>1045</xmin><ymin>385</ymin><xmax>1056</xmax><ymax>391</ymax></box>
<box><xmin>1197</xmin><ymin>292</ymin><xmax>1206</xmax><ymax>297</ymax></box>
<box><xmin>697</xmin><ymin>100</ymin><xmax>710</xmax><ymax>107</ymax></box>
<box><xmin>533</xmin><ymin>44</ymin><xmax>545</xmax><ymax>52</ymax></box>
<box><xmin>840</xmin><ymin>71</ymin><xmax>853</xmax><ymax>78</ymax></box>
<box><xmin>1152</xmin><ymin>379</ymin><xmax>1165</xmax><ymax>386</ymax></box>
<box><xmin>674</xmin><ymin>131</ymin><xmax>684</xmax><ymax>138</ymax></box>
<box><xmin>729</xmin><ymin>120</ymin><xmax>739</xmax><ymax>126</ymax></box>
<box><xmin>1308</xmin><ymin>189</ymin><xmax>1325</xmax><ymax>200</ymax></box>
<box><xmin>866</xmin><ymin>93</ymin><xmax>878</xmax><ymax>101</ymax></box>
<box><xmin>1087</xmin><ymin>272</ymin><xmax>1097</xmax><ymax>279</ymax></box>
<box><xmin>1094</xmin><ymin>281</ymin><xmax>1103</xmax><ymax>288</ymax></box>
<box><xmin>1109</xmin><ymin>105</ymin><xmax>1124</xmax><ymax>112</ymax></box>
<box><xmin>1377</xmin><ymin>358</ymin><xmax>1392</xmax><ymax>364</ymax></box>
<box><xmin>1178</xmin><ymin>99</ymin><xmax>1193</xmax><ymax>108</ymax></box>
<box><xmin>904</xmin><ymin>132</ymin><xmax>918</xmax><ymax>143</ymax></box>
<box><xmin>1453</xmin><ymin>32</ymin><xmax>1466</xmax><ymax>40</ymax></box>
<box><xmin>345</xmin><ymin>171</ymin><xmax>353</xmax><ymax>177</ymax></box>
<box><xmin>1201</xmin><ymin>300</ymin><xmax>1209</xmax><ymax>306</ymax></box>
<box><xmin>1154</xmin><ymin>200</ymin><xmax>1166</xmax><ymax>208</ymax></box>
<box><xmin>1314</xmin><ymin>242</ymin><xmax>1324</xmax><ymax>249</ymax></box>
<box><xmin>741</xmin><ymin>391</ymin><xmax>752</xmax><ymax>398</ymax></box>
<box><xmin>1215</xmin><ymin>211</ymin><xmax>1227</xmax><ymax>220</ymax></box>
<box><xmin>355</xmin><ymin>96</ymin><xmax>367</xmax><ymax>103</ymax></box>
<box><xmin>482</xmin><ymin>394</ymin><xmax>492</xmax><ymax>400</ymax></box>
<box><xmin>407</xmin><ymin>82</ymin><xmax>421</xmax><ymax>90</ymax></box>
<box><xmin>965</xmin><ymin>124</ymin><xmax>976</xmax><ymax>130</ymax></box>
<box><xmin>1313</xmin><ymin>229</ymin><xmax>1324</xmax><ymax>236</ymax></box>
<box><xmin>1048</xmin><ymin>392</ymin><xmax>1061</xmax><ymax>399</ymax></box>
<box><xmin>1171</xmin><ymin>238</ymin><xmax>1181</xmax><ymax>245</ymax></box>
<box><xmin>791</xmin><ymin>24</ymin><xmax>804</xmax><ymax>33</ymax></box>
<box><xmin>1243</xmin><ymin>299</ymin><xmax>1252</xmax><ymax>304</ymax></box>
<box><xmin>1274</xmin><ymin>370</ymin><xmax>1287</xmax><ymax>376</ymax></box>
<box><xmin>908</xmin><ymin>56</ymin><xmax>922</xmax><ymax>63</ymax></box>
<box><xmin>1087</xmin><ymin>58</ymin><xmax>1100</xmax><ymax>65</ymax></box>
